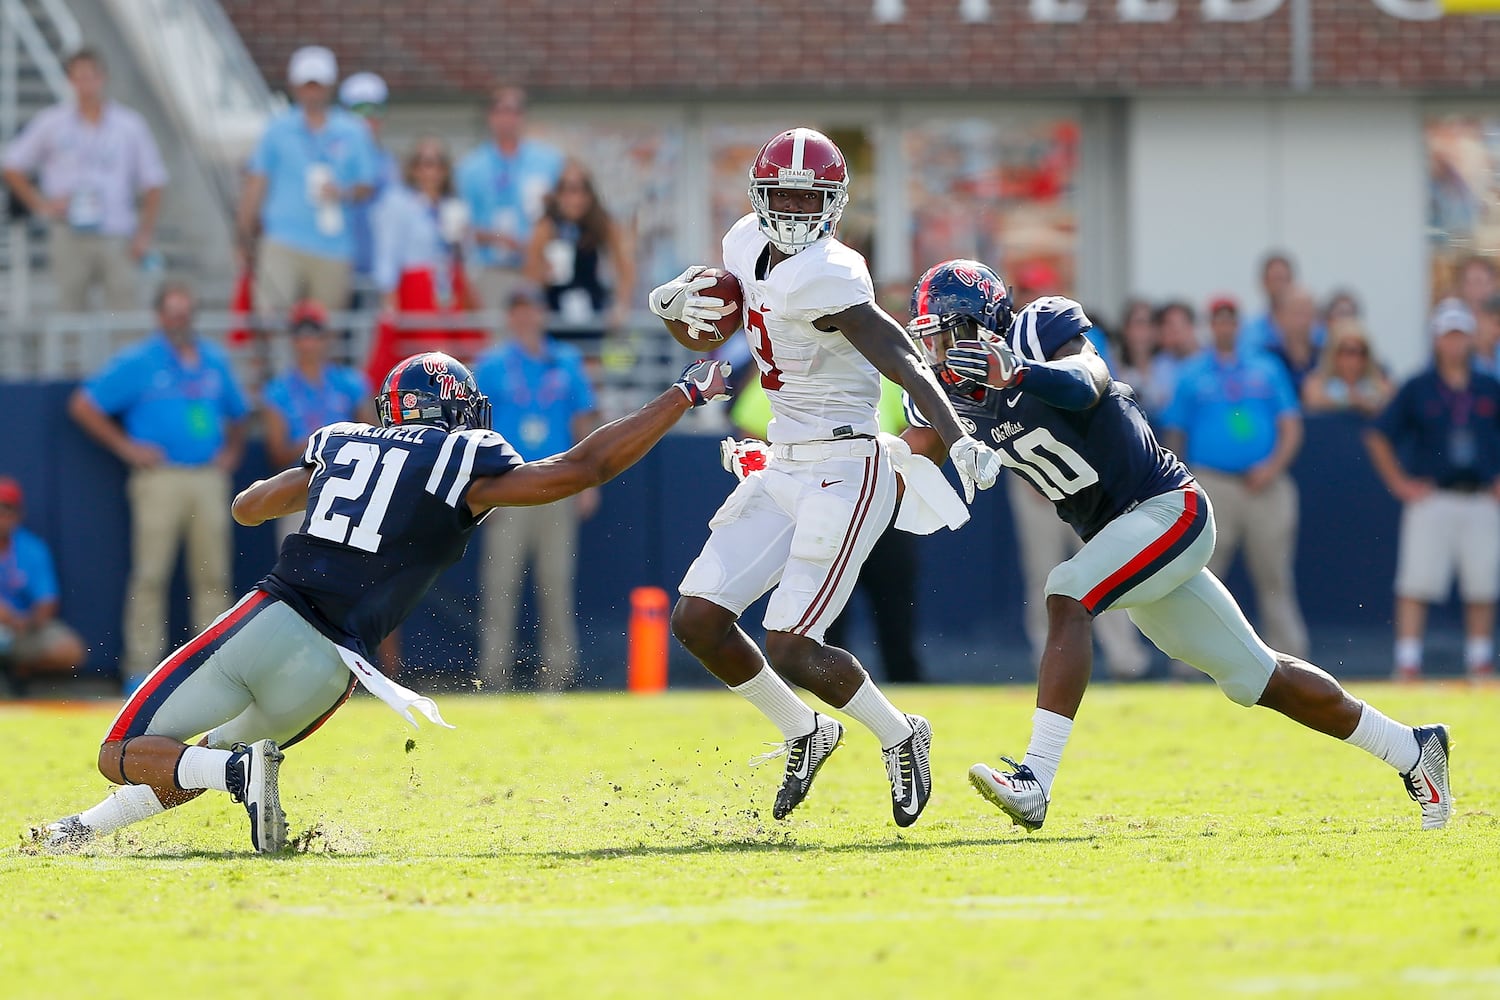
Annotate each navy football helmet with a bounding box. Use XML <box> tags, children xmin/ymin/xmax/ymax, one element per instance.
<box><xmin>376</xmin><ymin>352</ymin><xmax>492</xmax><ymax>431</ymax></box>
<box><xmin>906</xmin><ymin>260</ymin><xmax>1014</xmax><ymax>390</ymax></box>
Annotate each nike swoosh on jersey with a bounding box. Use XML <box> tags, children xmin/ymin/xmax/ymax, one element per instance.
<box><xmin>1005</xmin><ymin>392</ymin><xmax>1023</xmax><ymax>408</ymax></box>
<box><xmin>820</xmin><ymin>479</ymin><xmax>843</xmax><ymax>488</ymax></box>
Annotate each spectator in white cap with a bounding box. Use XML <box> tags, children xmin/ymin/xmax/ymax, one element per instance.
<box><xmin>1365</xmin><ymin>298</ymin><xmax>1500</xmax><ymax>680</ymax></box>
<box><xmin>339</xmin><ymin>71</ymin><xmax>397</xmax><ymax>298</ymax></box>
<box><xmin>235</xmin><ymin>45</ymin><xmax>379</xmax><ymax>323</ymax></box>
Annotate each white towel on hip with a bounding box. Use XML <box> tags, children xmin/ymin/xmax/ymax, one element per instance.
<box><xmin>880</xmin><ymin>432</ymin><xmax>971</xmax><ymax>534</ymax></box>
<box><xmin>334</xmin><ymin>643</ymin><xmax>455</xmax><ymax>730</ymax></box>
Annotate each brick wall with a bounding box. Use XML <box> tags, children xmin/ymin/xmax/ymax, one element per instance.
<box><xmin>223</xmin><ymin>0</ymin><xmax>1500</xmax><ymax>97</ymax></box>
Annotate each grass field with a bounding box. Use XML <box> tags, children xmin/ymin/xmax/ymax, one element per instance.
<box><xmin>2</xmin><ymin>683</ymin><xmax>1497</xmax><ymax>998</ymax></box>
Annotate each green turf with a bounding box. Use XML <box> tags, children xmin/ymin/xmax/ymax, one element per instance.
<box><xmin>2</xmin><ymin>684</ymin><xmax>1497</xmax><ymax>998</ymax></box>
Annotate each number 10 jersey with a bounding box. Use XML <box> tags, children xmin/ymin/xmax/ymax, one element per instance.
<box><xmin>259</xmin><ymin>420</ymin><xmax>522</xmax><ymax>655</ymax></box>
<box><xmin>906</xmin><ymin>380</ymin><xmax>1194</xmax><ymax>541</ymax></box>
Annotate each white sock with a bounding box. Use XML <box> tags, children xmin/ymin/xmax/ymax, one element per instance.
<box><xmin>730</xmin><ymin>665</ymin><xmax>817</xmax><ymax>741</ymax></box>
<box><xmin>1021</xmin><ymin>708</ymin><xmax>1075</xmax><ymax>794</ymax></box>
<box><xmin>77</xmin><ymin>784</ymin><xmax>165</xmax><ymax>835</ymax></box>
<box><xmin>1465</xmin><ymin>636</ymin><xmax>1493</xmax><ymax>672</ymax></box>
<box><xmin>839</xmin><ymin>676</ymin><xmax>913</xmax><ymax>749</ymax></box>
<box><xmin>1345</xmin><ymin>702</ymin><xmax>1420</xmax><ymax>773</ymax></box>
<box><xmin>1395</xmin><ymin>638</ymin><xmax>1422</xmax><ymax>672</ymax></box>
<box><xmin>175</xmin><ymin>746</ymin><xmax>234</xmax><ymax>792</ymax></box>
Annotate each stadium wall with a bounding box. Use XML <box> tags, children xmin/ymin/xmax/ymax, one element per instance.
<box><xmin>5</xmin><ymin>383</ymin><xmax>1419</xmax><ymax>688</ymax></box>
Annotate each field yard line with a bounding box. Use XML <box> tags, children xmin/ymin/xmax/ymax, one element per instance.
<box><xmin>1228</xmin><ymin>967</ymin><xmax>1500</xmax><ymax>994</ymax></box>
<box><xmin>263</xmin><ymin>896</ymin><xmax>1280</xmax><ymax>928</ymax></box>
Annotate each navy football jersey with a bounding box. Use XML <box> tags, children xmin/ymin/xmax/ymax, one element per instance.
<box><xmin>906</xmin><ymin>380</ymin><xmax>1194</xmax><ymax>540</ymax></box>
<box><xmin>259</xmin><ymin>421</ymin><xmax>522</xmax><ymax>654</ymax></box>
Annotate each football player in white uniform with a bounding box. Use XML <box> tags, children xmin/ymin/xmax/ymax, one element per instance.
<box><xmin>649</xmin><ymin>128</ymin><xmax>1003</xmax><ymax>826</ymax></box>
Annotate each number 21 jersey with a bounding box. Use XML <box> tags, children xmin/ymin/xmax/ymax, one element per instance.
<box><xmin>722</xmin><ymin>212</ymin><xmax>880</xmax><ymax>444</ymax></box>
<box><xmin>259</xmin><ymin>421</ymin><xmax>522</xmax><ymax>655</ymax></box>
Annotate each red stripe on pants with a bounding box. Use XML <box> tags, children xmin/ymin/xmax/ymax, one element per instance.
<box><xmin>105</xmin><ymin>591</ymin><xmax>271</xmax><ymax>742</ymax></box>
<box><xmin>791</xmin><ymin>456</ymin><xmax>879</xmax><ymax>636</ymax></box>
<box><xmin>1080</xmin><ymin>490</ymin><xmax>1200</xmax><ymax>613</ymax></box>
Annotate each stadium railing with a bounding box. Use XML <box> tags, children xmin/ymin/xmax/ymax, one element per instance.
<box><xmin>0</xmin><ymin>307</ymin><xmax>728</xmax><ymax>431</ymax></box>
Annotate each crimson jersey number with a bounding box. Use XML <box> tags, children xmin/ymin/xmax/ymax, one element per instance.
<box><xmin>745</xmin><ymin>308</ymin><xmax>784</xmax><ymax>391</ymax></box>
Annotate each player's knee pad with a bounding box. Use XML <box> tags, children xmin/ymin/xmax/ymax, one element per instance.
<box><xmin>1044</xmin><ymin>561</ymin><xmax>1089</xmax><ymax>605</ymax></box>
<box><xmin>1218</xmin><ymin>665</ymin><xmax>1272</xmax><ymax>708</ymax></box>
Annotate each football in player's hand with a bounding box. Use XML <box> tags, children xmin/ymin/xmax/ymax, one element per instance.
<box><xmin>697</xmin><ymin>268</ymin><xmax>745</xmax><ymax>340</ymax></box>
<box><xmin>663</xmin><ymin>267</ymin><xmax>744</xmax><ymax>351</ymax></box>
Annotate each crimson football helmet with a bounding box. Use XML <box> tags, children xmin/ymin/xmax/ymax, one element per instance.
<box><xmin>748</xmin><ymin>127</ymin><xmax>849</xmax><ymax>254</ymax></box>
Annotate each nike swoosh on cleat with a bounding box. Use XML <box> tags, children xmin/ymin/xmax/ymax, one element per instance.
<box><xmin>1423</xmin><ymin>774</ymin><xmax>1440</xmax><ymax>803</ymax></box>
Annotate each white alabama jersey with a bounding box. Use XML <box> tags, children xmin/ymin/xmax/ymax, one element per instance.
<box><xmin>722</xmin><ymin>213</ymin><xmax>880</xmax><ymax>444</ymax></box>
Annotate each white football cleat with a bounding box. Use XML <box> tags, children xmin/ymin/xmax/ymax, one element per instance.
<box><xmin>884</xmin><ymin>714</ymin><xmax>932</xmax><ymax>828</ymax></box>
<box><xmin>752</xmin><ymin>714</ymin><xmax>844</xmax><ymax>821</ymax></box>
<box><xmin>226</xmin><ymin>740</ymin><xmax>287</xmax><ymax>853</ymax></box>
<box><xmin>1402</xmin><ymin>724</ymin><xmax>1452</xmax><ymax>831</ymax></box>
<box><xmin>969</xmin><ymin>758</ymin><xmax>1049</xmax><ymax>831</ymax></box>
<box><xmin>30</xmin><ymin>815</ymin><xmax>93</xmax><ymax>852</ymax></box>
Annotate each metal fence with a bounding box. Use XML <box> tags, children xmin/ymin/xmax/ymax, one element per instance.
<box><xmin>0</xmin><ymin>306</ymin><xmax>733</xmax><ymax>433</ymax></box>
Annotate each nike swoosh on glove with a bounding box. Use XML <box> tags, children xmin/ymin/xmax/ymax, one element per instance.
<box><xmin>649</xmin><ymin>266</ymin><xmax>717</xmax><ymax>323</ymax></box>
<box><xmin>950</xmin><ymin>338</ymin><xmax>1026</xmax><ymax>389</ymax></box>
<box><xmin>949</xmin><ymin>436</ymin><xmax>1003</xmax><ymax>503</ymax></box>
<box><xmin>675</xmin><ymin>360</ymin><xmax>732</xmax><ymax>407</ymax></box>
<box><xmin>720</xmin><ymin>437</ymin><xmax>770</xmax><ymax>481</ymax></box>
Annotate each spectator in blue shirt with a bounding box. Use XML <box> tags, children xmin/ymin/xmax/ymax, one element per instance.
<box><xmin>456</xmin><ymin>86</ymin><xmax>564</xmax><ymax>324</ymax></box>
<box><xmin>1365</xmin><ymin>299</ymin><xmax>1500</xmax><ymax>681</ymax></box>
<box><xmin>1148</xmin><ymin>300</ymin><xmax>1201</xmax><ymax>422</ymax></box>
<box><xmin>0</xmin><ymin>477</ymin><xmax>86</xmax><ymax>695</ymax></box>
<box><xmin>338</xmin><ymin>71</ymin><xmax>398</xmax><ymax>306</ymax></box>
<box><xmin>261</xmin><ymin>300</ymin><xmax>375</xmax><ymax>532</ymax></box>
<box><xmin>235</xmin><ymin>45</ymin><xmax>379</xmax><ymax>323</ymax></box>
<box><xmin>1267</xmin><ymin>286</ymin><xmax>1321</xmax><ymax>392</ymax></box>
<box><xmin>68</xmin><ymin>281</ymin><xmax>249</xmax><ymax>690</ymax></box>
<box><xmin>473</xmin><ymin>285</ymin><xmax>599</xmax><ymax>691</ymax></box>
<box><xmin>1239</xmin><ymin>250</ymin><xmax>1296</xmax><ymax>356</ymax></box>
<box><xmin>1162</xmin><ymin>296</ymin><xmax>1309</xmax><ymax>658</ymax></box>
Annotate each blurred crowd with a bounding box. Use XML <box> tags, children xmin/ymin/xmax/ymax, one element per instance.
<box><xmin>1</xmin><ymin>45</ymin><xmax>612</xmax><ymax>695</ymax></box>
<box><xmin>1071</xmin><ymin>251</ymin><xmax>1500</xmax><ymax>685</ymax></box>
<box><xmin>2</xmin><ymin>43</ymin><xmax>1498</xmax><ymax>695</ymax></box>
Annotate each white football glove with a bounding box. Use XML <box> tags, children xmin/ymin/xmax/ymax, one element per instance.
<box><xmin>948</xmin><ymin>337</ymin><xmax>1026</xmax><ymax>390</ymax></box>
<box><xmin>949</xmin><ymin>436</ymin><xmax>1003</xmax><ymax>503</ymax></box>
<box><xmin>681</xmin><ymin>295</ymin><xmax>736</xmax><ymax>341</ymax></box>
<box><xmin>674</xmin><ymin>360</ymin><xmax>732</xmax><ymax>407</ymax></box>
<box><xmin>720</xmin><ymin>437</ymin><xmax>771</xmax><ymax>481</ymax></box>
<box><xmin>649</xmin><ymin>266</ymin><xmax>732</xmax><ymax>340</ymax></box>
